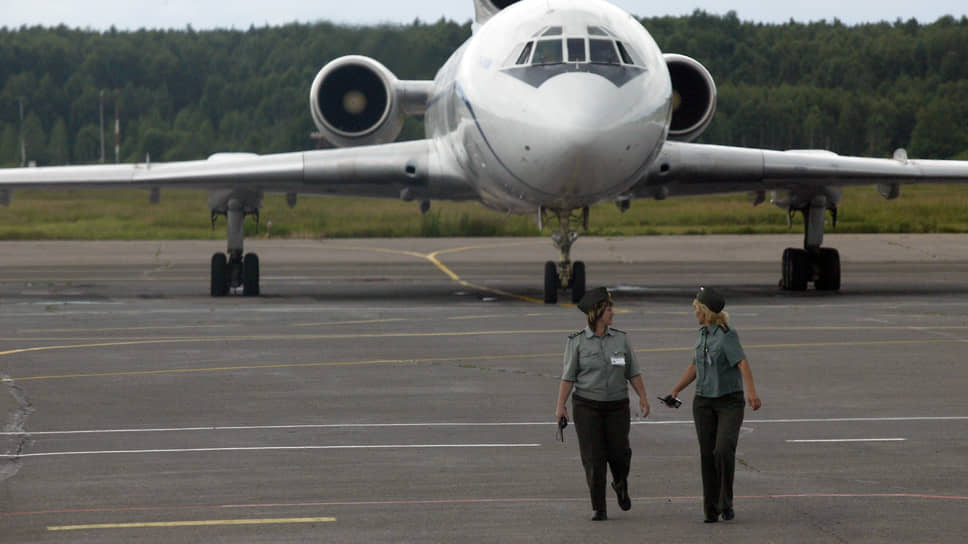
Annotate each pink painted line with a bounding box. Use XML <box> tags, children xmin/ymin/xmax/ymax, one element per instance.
<box><xmin>3</xmin><ymin>493</ymin><xmax>966</xmax><ymax>518</ymax></box>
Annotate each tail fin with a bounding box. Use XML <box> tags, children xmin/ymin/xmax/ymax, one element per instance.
<box><xmin>474</xmin><ymin>0</ymin><xmax>524</xmax><ymax>26</ymax></box>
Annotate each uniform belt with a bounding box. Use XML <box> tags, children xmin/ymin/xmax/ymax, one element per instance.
<box><xmin>573</xmin><ymin>394</ymin><xmax>629</xmax><ymax>407</ymax></box>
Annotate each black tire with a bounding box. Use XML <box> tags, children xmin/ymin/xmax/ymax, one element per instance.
<box><xmin>781</xmin><ymin>248</ymin><xmax>793</xmax><ymax>290</ymax></box>
<box><xmin>570</xmin><ymin>261</ymin><xmax>586</xmax><ymax>304</ymax></box>
<box><xmin>815</xmin><ymin>248</ymin><xmax>840</xmax><ymax>291</ymax></box>
<box><xmin>243</xmin><ymin>252</ymin><xmax>260</xmax><ymax>296</ymax></box>
<box><xmin>210</xmin><ymin>252</ymin><xmax>229</xmax><ymax>297</ymax></box>
<box><xmin>781</xmin><ymin>248</ymin><xmax>809</xmax><ymax>291</ymax></box>
<box><xmin>543</xmin><ymin>261</ymin><xmax>559</xmax><ymax>304</ymax></box>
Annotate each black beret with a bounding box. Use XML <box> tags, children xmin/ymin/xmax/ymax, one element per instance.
<box><xmin>577</xmin><ymin>287</ymin><xmax>611</xmax><ymax>314</ymax></box>
<box><xmin>695</xmin><ymin>286</ymin><xmax>725</xmax><ymax>313</ymax></box>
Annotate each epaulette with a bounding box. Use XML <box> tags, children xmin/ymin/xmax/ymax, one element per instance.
<box><xmin>609</xmin><ymin>327</ymin><xmax>626</xmax><ymax>334</ymax></box>
<box><xmin>568</xmin><ymin>330</ymin><xmax>583</xmax><ymax>339</ymax></box>
<box><xmin>718</xmin><ymin>324</ymin><xmax>730</xmax><ymax>333</ymax></box>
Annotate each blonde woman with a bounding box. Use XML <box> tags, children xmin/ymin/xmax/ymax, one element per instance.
<box><xmin>665</xmin><ymin>286</ymin><xmax>761</xmax><ymax>523</ymax></box>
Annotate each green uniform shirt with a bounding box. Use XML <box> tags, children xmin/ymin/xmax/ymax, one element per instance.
<box><xmin>693</xmin><ymin>324</ymin><xmax>746</xmax><ymax>398</ymax></box>
<box><xmin>562</xmin><ymin>326</ymin><xmax>641</xmax><ymax>402</ymax></box>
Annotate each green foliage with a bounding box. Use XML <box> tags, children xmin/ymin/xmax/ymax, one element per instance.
<box><xmin>0</xmin><ymin>14</ymin><xmax>966</xmax><ymax>166</ymax></box>
<box><xmin>3</xmin><ymin>186</ymin><xmax>968</xmax><ymax>239</ymax></box>
<box><xmin>644</xmin><ymin>12</ymin><xmax>968</xmax><ymax>157</ymax></box>
<box><xmin>1</xmin><ymin>15</ymin><xmax>968</xmax><ymax>240</ymax></box>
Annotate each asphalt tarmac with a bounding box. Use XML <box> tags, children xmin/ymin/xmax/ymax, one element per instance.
<box><xmin>2</xmin><ymin>235</ymin><xmax>967</xmax><ymax>543</ymax></box>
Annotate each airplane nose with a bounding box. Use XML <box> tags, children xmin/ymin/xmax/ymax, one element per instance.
<box><xmin>491</xmin><ymin>73</ymin><xmax>659</xmax><ymax>203</ymax></box>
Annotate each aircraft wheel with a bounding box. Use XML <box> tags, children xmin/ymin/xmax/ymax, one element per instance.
<box><xmin>544</xmin><ymin>261</ymin><xmax>559</xmax><ymax>304</ymax></box>
<box><xmin>570</xmin><ymin>261</ymin><xmax>586</xmax><ymax>304</ymax></box>
<box><xmin>781</xmin><ymin>248</ymin><xmax>809</xmax><ymax>291</ymax></box>
<box><xmin>210</xmin><ymin>252</ymin><xmax>229</xmax><ymax>297</ymax></box>
<box><xmin>815</xmin><ymin>248</ymin><xmax>840</xmax><ymax>291</ymax></box>
<box><xmin>243</xmin><ymin>252</ymin><xmax>260</xmax><ymax>296</ymax></box>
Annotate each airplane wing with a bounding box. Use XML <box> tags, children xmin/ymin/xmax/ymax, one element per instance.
<box><xmin>0</xmin><ymin>139</ymin><xmax>474</xmax><ymax>201</ymax></box>
<box><xmin>631</xmin><ymin>141</ymin><xmax>968</xmax><ymax>199</ymax></box>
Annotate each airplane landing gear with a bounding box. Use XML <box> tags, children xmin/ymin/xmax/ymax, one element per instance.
<box><xmin>210</xmin><ymin>250</ymin><xmax>260</xmax><ymax>296</ymax></box>
<box><xmin>209</xmin><ymin>193</ymin><xmax>261</xmax><ymax>297</ymax></box>
<box><xmin>543</xmin><ymin>207</ymin><xmax>588</xmax><ymax>304</ymax></box>
<box><xmin>780</xmin><ymin>198</ymin><xmax>840</xmax><ymax>291</ymax></box>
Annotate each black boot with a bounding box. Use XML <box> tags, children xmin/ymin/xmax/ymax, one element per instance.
<box><xmin>611</xmin><ymin>480</ymin><xmax>631</xmax><ymax>511</ymax></box>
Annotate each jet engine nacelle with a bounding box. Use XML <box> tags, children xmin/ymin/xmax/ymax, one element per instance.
<box><xmin>664</xmin><ymin>54</ymin><xmax>717</xmax><ymax>142</ymax></box>
<box><xmin>310</xmin><ymin>56</ymin><xmax>405</xmax><ymax>148</ymax></box>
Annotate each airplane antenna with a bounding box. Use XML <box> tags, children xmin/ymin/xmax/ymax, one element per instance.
<box><xmin>114</xmin><ymin>98</ymin><xmax>120</xmax><ymax>163</ymax></box>
<box><xmin>99</xmin><ymin>90</ymin><xmax>105</xmax><ymax>164</ymax></box>
<box><xmin>18</xmin><ymin>96</ymin><xmax>25</xmax><ymax>167</ymax></box>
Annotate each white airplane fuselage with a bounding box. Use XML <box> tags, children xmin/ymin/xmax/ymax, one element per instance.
<box><xmin>425</xmin><ymin>0</ymin><xmax>672</xmax><ymax>213</ymax></box>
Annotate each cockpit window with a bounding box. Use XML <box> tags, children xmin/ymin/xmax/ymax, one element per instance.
<box><xmin>566</xmin><ymin>38</ymin><xmax>586</xmax><ymax>62</ymax></box>
<box><xmin>503</xmin><ymin>28</ymin><xmax>644</xmax><ymax>68</ymax></box>
<box><xmin>515</xmin><ymin>41</ymin><xmax>534</xmax><ymax>65</ymax></box>
<box><xmin>589</xmin><ymin>39</ymin><xmax>620</xmax><ymax>64</ymax></box>
<box><xmin>532</xmin><ymin>39</ymin><xmax>563</xmax><ymax>64</ymax></box>
<box><xmin>615</xmin><ymin>42</ymin><xmax>635</xmax><ymax>65</ymax></box>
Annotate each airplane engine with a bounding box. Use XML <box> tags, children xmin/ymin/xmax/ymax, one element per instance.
<box><xmin>310</xmin><ymin>56</ymin><xmax>404</xmax><ymax>147</ymax></box>
<box><xmin>664</xmin><ymin>54</ymin><xmax>717</xmax><ymax>142</ymax></box>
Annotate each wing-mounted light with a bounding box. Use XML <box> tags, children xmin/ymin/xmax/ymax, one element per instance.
<box><xmin>474</xmin><ymin>0</ymin><xmax>525</xmax><ymax>25</ymax></box>
<box><xmin>310</xmin><ymin>56</ymin><xmax>431</xmax><ymax>148</ymax></box>
<box><xmin>664</xmin><ymin>54</ymin><xmax>717</xmax><ymax>142</ymax></box>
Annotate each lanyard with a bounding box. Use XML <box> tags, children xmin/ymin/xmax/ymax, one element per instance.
<box><xmin>702</xmin><ymin>327</ymin><xmax>712</xmax><ymax>366</ymax></box>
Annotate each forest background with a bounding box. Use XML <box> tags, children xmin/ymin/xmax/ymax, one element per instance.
<box><xmin>1</xmin><ymin>11</ymin><xmax>967</xmax><ymax>239</ymax></box>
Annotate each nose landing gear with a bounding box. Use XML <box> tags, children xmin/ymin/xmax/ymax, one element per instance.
<box><xmin>542</xmin><ymin>207</ymin><xmax>588</xmax><ymax>304</ymax></box>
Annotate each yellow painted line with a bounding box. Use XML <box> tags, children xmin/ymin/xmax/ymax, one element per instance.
<box><xmin>0</xmin><ymin>324</ymin><xmax>933</xmax><ymax>343</ymax></box>
<box><xmin>328</xmin><ymin>240</ymin><xmax>563</xmax><ymax>306</ymax></box>
<box><xmin>5</xmin><ymin>337</ymin><xmax>966</xmax><ymax>383</ymax></box>
<box><xmin>323</xmin><ymin>244</ymin><xmax>427</xmax><ymax>260</ymax></box>
<box><xmin>9</xmin><ymin>323</ymin><xmax>968</xmax><ymax>339</ymax></box>
<box><xmin>429</xmin><ymin>240</ymin><xmax>540</xmax><ymax>257</ymax></box>
<box><xmin>0</xmin><ymin>330</ymin><xmax>579</xmax><ymax>358</ymax></box>
<box><xmin>17</xmin><ymin>324</ymin><xmax>233</xmax><ymax>334</ymax></box>
<box><xmin>5</xmin><ymin>323</ymin><xmax>968</xmax><ymax>357</ymax></box>
<box><xmin>5</xmin><ymin>352</ymin><xmax>561</xmax><ymax>382</ymax></box>
<box><xmin>425</xmin><ymin>250</ymin><xmax>552</xmax><ymax>305</ymax></box>
<box><xmin>48</xmin><ymin>517</ymin><xmax>336</xmax><ymax>531</ymax></box>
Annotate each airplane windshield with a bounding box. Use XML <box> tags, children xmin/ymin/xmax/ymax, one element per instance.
<box><xmin>532</xmin><ymin>39</ymin><xmax>563</xmax><ymax>65</ymax></box>
<box><xmin>506</xmin><ymin>26</ymin><xmax>642</xmax><ymax>68</ymax></box>
<box><xmin>515</xmin><ymin>42</ymin><xmax>534</xmax><ymax>65</ymax></box>
<box><xmin>589</xmin><ymin>39</ymin><xmax>620</xmax><ymax>64</ymax></box>
<box><xmin>567</xmin><ymin>38</ymin><xmax>586</xmax><ymax>62</ymax></box>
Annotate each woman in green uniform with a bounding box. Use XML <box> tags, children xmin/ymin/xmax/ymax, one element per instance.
<box><xmin>555</xmin><ymin>287</ymin><xmax>650</xmax><ymax>521</ymax></box>
<box><xmin>665</xmin><ymin>286</ymin><xmax>761</xmax><ymax>523</ymax></box>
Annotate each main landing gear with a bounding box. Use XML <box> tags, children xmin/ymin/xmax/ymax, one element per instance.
<box><xmin>210</xmin><ymin>195</ymin><xmax>261</xmax><ymax>296</ymax></box>
<box><xmin>779</xmin><ymin>198</ymin><xmax>841</xmax><ymax>291</ymax></box>
<box><xmin>542</xmin><ymin>207</ymin><xmax>588</xmax><ymax>304</ymax></box>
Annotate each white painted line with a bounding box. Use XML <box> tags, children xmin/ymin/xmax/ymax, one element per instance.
<box><xmin>2</xmin><ymin>443</ymin><xmax>541</xmax><ymax>458</ymax></box>
<box><xmin>2</xmin><ymin>416</ymin><xmax>966</xmax><ymax>436</ymax></box>
<box><xmin>787</xmin><ymin>438</ymin><xmax>907</xmax><ymax>443</ymax></box>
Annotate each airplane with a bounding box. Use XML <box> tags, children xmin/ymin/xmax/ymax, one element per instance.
<box><xmin>2</xmin><ymin>0</ymin><xmax>968</xmax><ymax>302</ymax></box>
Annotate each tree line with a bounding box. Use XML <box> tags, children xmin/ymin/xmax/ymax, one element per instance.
<box><xmin>0</xmin><ymin>11</ymin><xmax>965</xmax><ymax>168</ymax></box>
